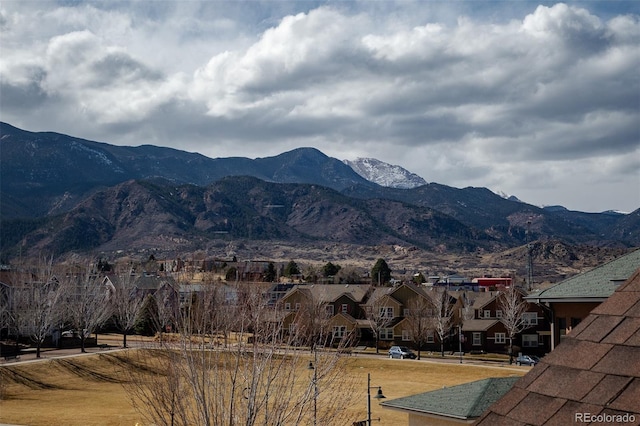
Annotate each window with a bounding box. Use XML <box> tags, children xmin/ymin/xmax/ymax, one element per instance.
<box><xmin>523</xmin><ymin>312</ymin><xmax>538</xmax><ymax>326</ymax></box>
<box><xmin>342</xmin><ymin>304</ymin><xmax>349</xmax><ymax>314</ymax></box>
<box><xmin>522</xmin><ymin>334</ymin><xmax>538</xmax><ymax>347</ymax></box>
<box><xmin>380</xmin><ymin>328</ymin><xmax>394</xmax><ymax>340</ymax></box>
<box><xmin>289</xmin><ymin>324</ymin><xmax>297</xmax><ymax>334</ymax></box>
<box><xmin>333</xmin><ymin>326</ymin><xmax>346</xmax><ymax>338</ymax></box>
<box><xmin>285</xmin><ymin>302</ymin><xmax>291</xmax><ymax>311</ymax></box>
<box><xmin>402</xmin><ymin>330</ymin><xmax>411</xmax><ymax>341</ymax></box>
<box><xmin>403</xmin><ymin>308</ymin><xmax>411</xmax><ymax>317</ymax></box>
<box><xmin>325</xmin><ymin>305</ymin><xmax>334</xmax><ymax>316</ymax></box>
<box><xmin>496</xmin><ymin>310</ymin><xmax>503</xmax><ymax>318</ymax></box>
<box><xmin>472</xmin><ymin>332</ymin><xmax>482</xmax><ymax>346</ymax></box>
<box><xmin>495</xmin><ymin>333</ymin><xmax>506</xmax><ymax>344</ymax></box>
<box><xmin>427</xmin><ymin>330</ymin><xmax>435</xmax><ymax>343</ymax></box>
<box><xmin>295</xmin><ymin>303</ymin><xmax>301</xmax><ymax>311</ymax></box>
<box><xmin>380</xmin><ymin>307</ymin><xmax>394</xmax><ymax>319</ymax></box>
<box><xmin>484</xmin><ymin>310</ymin><xmax>491</xmax><ymax>318</ymax></box>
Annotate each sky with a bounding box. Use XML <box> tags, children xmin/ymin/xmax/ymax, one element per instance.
<box><xmin>1</xmin><ymin>1</ymin><xmax>638</xmax><ymax>213</ymax></box>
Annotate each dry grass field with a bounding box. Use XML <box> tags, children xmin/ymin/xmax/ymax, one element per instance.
<box><xmin>0</xmin><ymin>344</ymin><xmax>526</xmax><ymax>426</ymax></box>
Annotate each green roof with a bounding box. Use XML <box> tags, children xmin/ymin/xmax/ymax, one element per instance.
<box><xmin>526</xmin><ymin>249</ymin><xmax>640</xmax><ymax>301</ymax></box>
<box><xmin>380</xmin><ymin>377</ymin><xmax>519</xmax><ymax>420</ymax></box>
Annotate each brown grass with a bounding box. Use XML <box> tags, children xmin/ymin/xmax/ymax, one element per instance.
<box><xmin>0</xmin><ymin>351</ymin><xmax>525</xmax><ymax>425</ymax></box>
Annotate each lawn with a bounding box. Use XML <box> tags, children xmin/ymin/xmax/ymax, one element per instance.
<box><xmin>0</xmin><ymin>348</ymin><xmax>525</xmax><ymax>425</ymax></box>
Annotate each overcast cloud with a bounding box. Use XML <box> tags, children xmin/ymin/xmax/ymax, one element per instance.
<box><xmin>1</xmin><ymin>1</ymin><xmax>638</xmax><ymax>213</ymax></box>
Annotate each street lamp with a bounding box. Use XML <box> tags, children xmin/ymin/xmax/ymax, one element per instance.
<box><xmin>307</xmin><ymin>353</ymin><xmax>318</xmax><ymax>426</ymax></box>
<box><xmin>367</xmin><ymin>373</ymin><xmax>385</xmax><ymax>426</ymax></box>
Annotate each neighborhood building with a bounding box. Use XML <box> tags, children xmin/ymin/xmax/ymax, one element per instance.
<box><xmin>526</xmin><ymin>248</ymin><xmax>640</xmax><ymax>349</ymax></box>
<box><xmin>475</xmin><ymin>268</ymin><xmax>640</xmax><ymax>425</ymax></box>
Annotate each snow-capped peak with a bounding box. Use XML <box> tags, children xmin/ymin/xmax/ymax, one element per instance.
<box><xmin>343</xmin><ymin>157</ymin><xmax>427</xmax><ymax>189</ymax></box>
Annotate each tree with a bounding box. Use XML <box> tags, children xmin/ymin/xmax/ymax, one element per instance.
<box><xmin>7</xmin><ymin>257</ymin><xmax>63</xmax><ymax>358</ymax></box>
<box><xmin>322</xmin><ymin>262</ymin><xmax>341</xmax><ymax>278</ymax></box>
<box><xmin>283</xmin><ymin>260</ymin><xmax>300</xmax><ymax>278</ymax></box>
<box><xmin>61</xmin><ymin>262</ymin><xmax>112</xmax><ymax>353</ymax></box>
<box><xmin>17</xmin><ymin>257</ymin><xmax>61</xmax><ymax>358</ymax></box>
<box><xmin>403</xmin><ymin>296</ymin><xmax>433</xmax><ymax>360</ymax></box>
<box><xmin>499</xmin><ymin>286</ymin><xmax>529</xmax><ymax>364</ymax></box>
<box><xmin>152</xmin><ymin>283</ymin><xmax>179</xmax><ymax>342</ymax></box>
<box><xmin>263</xmin><ymin>262</ymin><xmax>277</xmax><ymax>282</ymax></box>
<box><xmin>430</xmin><ymin>287</ymin><xmax>454</xmax><ymax>357</ymax></box>
<box><xmin>371</xmin><ymin>259</ymin><xmax>391</xmax><ymax>286</ymax></box>
<box><xmin>365</xmin><ymin>288</ymin><xmax>394</xmax><ymax>354</ymax></box>
<box><xmin>108</xmin><ymin>268</ymin><xmax>147</xmax><ymax>348</ymax></box>
<box><xmin>122</xmin><ymin>282</ymin><xmax>358</xmax><ymax>426</ymax></box>
<box><xmin>412</xmin><ymin>272</ymin><xmax>426</xmax><ymax>284</ymax></box>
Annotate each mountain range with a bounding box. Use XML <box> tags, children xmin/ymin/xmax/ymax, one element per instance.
<box><xmin>1</xmin><ymin>122</ymin><xmax>638</xmax><ymax>262</ymax></box>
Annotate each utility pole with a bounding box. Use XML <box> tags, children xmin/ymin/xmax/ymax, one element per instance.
<box><xmin>526</xmin><ymin>220</ymin><xmax>534</xmax><ymax>291</ymax></box>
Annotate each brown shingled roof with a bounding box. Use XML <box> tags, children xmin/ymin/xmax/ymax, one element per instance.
<box><xmin>475</xmin><ymin>268</ymin><xmax>640</xmax><ymax>426</ymax></box>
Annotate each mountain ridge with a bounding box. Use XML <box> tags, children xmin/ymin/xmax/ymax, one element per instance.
<box><xmin>1</xmin><ymin>122</ymin><xmax>638</xmax><ymax>262</ymax></box>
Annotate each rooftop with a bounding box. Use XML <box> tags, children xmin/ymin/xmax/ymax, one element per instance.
<box><xmin>381</xmin><ymin>376</ymin><xmax>519</xmax><ymax>420</ymax></box>
<box><xmin>475</xmin><ymin>267</ymin><xmax>640</xmax><ymax>425</ymax></box>
<box><xmin>526</xmin><ymin>249</ymin><xmax>640</xmax><ymax>302</ymax></box>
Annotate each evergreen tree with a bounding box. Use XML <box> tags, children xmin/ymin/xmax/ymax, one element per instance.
<box><xmin>413</xmin><ymin>272</ymin><xmax>426</xmax><ymax>284</ymax></box>
<box><xmin>371</xmin><ymin>258</ymin><xmax>391</xmax><ymax>286</ymax></box>
<box><xmin>263</xmin><ymin>262</ymin><xmax>277</xmax><ymax>282</ymax></box>
<box><xmin>283</xmin><ymin>260</ymin><xmax>300</xmax><ymax>277</ymax></box>
<box><xmin>322</xmin><ymin>262</ymin><xmax>341</xmax><ymax>277</ymax></box>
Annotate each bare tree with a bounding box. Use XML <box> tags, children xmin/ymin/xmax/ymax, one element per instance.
<box><xmin>459</xmin><ymin>292</ymin><xmax>475</xmax><ymax>322</ymax></box>
<box><xmin>499</xmin><ymin>286</ymin><xmax>528</xmax><ymax>364</ymax></box>
<box><xmin>13</xmin><ymin>257</ymin><xmax>63</xmax><ymax>358</ymax></box>
<box><xmin>365</xmin><ymin>289</ymin><xmax>394</xmax><ymax>354</ymax></box>
<box><xmin>122</xmin><ymin>349</ymin><xmax>188</xmax><ymax>426</ymax></box>
<box><xmin>430</xmin><ymin>287</ymin><xmax>454</xmax><ymax>357</ymax></box>
<box><xmin>122</xmin><ymin>281</ymin><xmax>358</xmax><ymax>426</ymax></box>
<box><xmin>403</xmin><ymin>296</ymin><xmax>433</xmax><ymax>360</ymax></box>
<box><xmin>287</xmin><ymin>288</ymin><xmax>334</xmax><ymax>348</ymax></box>
<box><xmin>108</xmin><ymin>268</ymin><xmax>147</xmax><ymax>348</ymax></box>
<box><xmin>61</xmin><ymin>262</ymin><xmax>113</xmax><ymax>353</ymax></box>
<box><xmin>152</xmin><ymin>282</ymin><xmax>180</xmax><ymax>344</ymax></box>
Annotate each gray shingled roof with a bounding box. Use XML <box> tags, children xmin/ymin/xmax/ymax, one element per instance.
<box><xmin>526</xmin><ymin>249</ymin><xmax>640</xmax><ymax>302</ymax></box>
<box><xmin>462</xmin><ymin>319</ymin><xmax>500</xmax><ymax>332</ymax></box>
<box><xmin>475</xmin><ymin>268</ymin><xmax>640</xmax><ymax>425</ymax></box>
<box><xmin>381</xmin><ymin>377</ymin><xmax>519</xmax><ymax>420</ymax></box>
<box><xmin>289</xmin><ymin>283</ymin><xmax>371</xmax><ymax>303</ymax></box>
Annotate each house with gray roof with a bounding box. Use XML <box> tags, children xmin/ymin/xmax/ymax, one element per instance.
<box><xmin>526</xmin><ymin>249</ymin><xmax>640</xmax><ymax>349</ymax></box>
<box><xmin>381</xmin><ymin>376</ymin><xmax>519</xmax><ymax>425</ymax></box>
<box><xmin>475</xmin><ymin>267</ymin><xmax>640</xmax><ymax>425</ymax></box>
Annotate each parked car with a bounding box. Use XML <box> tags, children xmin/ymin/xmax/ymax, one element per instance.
<box><xmin>515</xmin><ymin>355</ymin><xmax>540</xmax><ymax>366</ymax></box>
<box><xmin>388</xmin><ymin>346</ymin><xmax>417</xmax><ymax>359</ymax></box>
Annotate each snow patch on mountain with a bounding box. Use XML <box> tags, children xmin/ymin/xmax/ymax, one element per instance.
<box><xmin>343</xmin><ymin>158</ymin><xmax>427</xmax><ymax>189</ymax></box>
<box><xmin>493</xmin><ymin>189</ymin><xmax>525</xmax><ymax>204</ymax></box>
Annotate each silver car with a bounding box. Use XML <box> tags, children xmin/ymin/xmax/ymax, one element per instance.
<box><xmin>388</xmin><ymin>346</ymin><xmax>417</xmax><ymax>359</ymax></box>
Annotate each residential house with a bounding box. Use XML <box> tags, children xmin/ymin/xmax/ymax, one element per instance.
<box><xmin>381</xmin><ymin>377</ymin><xmax>520</xmax><ymax>425</ymax></box>
<box><xmin>458</xmin><ymin>290</ymin><xmax>549</xmax><ymax>355</ymax></box>
<box><xmin>475</xmin><ymin>268</ymin><xmax>640</xmax><ymax>425</ymax></box>
<box><xmin>278</xmin><ymin>284</ymin><xmax>371</xmax><ymax>345</ymax></box>
<box><xmin>360</xmin><ymin>283</ymin><xmax>450</xmax><ymax>352</ymax></box>
<box><xmin>525</xmin><ymin>248</ymin><xmax>640</xmax><ymax>350</ymax></box>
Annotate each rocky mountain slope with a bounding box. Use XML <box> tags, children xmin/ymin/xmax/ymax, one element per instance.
<box><xmin>1</xmin><ymin>122</ymin><xmax>638</xmax><ymax>266</ymax></box>
<box><xmin>343</xmin><ymin>157</ymin><xmax>427</xmax><ymax>189</ymax></box>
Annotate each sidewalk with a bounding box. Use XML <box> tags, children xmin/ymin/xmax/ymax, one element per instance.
<box><xmin>1</xmin><ymin>334</ymin><xmax>129</xmax><ymax>365</ymax></box>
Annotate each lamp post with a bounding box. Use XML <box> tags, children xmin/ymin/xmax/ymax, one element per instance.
<box><xmin>367</xmin><ymin>373</ymin><xmax>385</xmax><ymax>426</ymax></box>
<box><xmin>458</xmin><ymin>325</ymin><xmax>463</xmax><ymax>364</ymax></box>
<box><xmin>307</xmin><ymin>352</ymin><xmax>318</xmax><ymax>426</ymax></box>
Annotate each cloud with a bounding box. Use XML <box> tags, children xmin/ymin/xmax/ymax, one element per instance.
<box><xmin>0</xmin><ymin>1</ymin><xmax>638</xmax><ymax>212</ymax></box>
